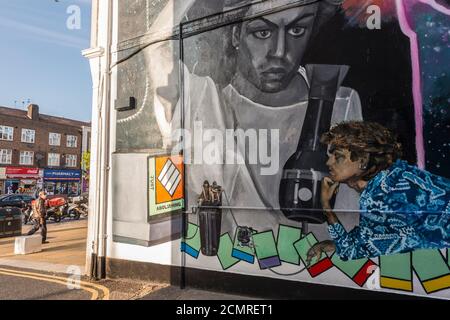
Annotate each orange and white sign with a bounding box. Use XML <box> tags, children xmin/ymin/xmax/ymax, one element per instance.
<box><xmin>148</xmin><ymin>155</ymin><xmax>184</xmax><ymax>217</ymax></box>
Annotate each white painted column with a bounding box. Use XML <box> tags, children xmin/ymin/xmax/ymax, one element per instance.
<box><xmin>81</xmin><ymin>0</ymin><xmax>113</xmax><ymax>277</ymax></box>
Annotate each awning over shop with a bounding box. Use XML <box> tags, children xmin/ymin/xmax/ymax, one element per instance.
<box><xmin>44</xmin><ymin>169</ymin><xmax>81</xmax><ymax>181</ymax></box>
<box><xmin>6</xmin><ymin>167</ymin><xmax>39</xmax><ymax>179</ymax></box>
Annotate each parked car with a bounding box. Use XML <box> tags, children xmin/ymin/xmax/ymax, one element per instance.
<box><xmin>0</xmin><ymin>194</ymin><xmax>35</xmax><ymax>208</ymax></box>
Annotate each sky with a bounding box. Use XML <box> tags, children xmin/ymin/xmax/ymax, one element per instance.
<box><xmin>0</xmin><ymin>0</ymin><xmax>92</xmax><ymax>122</ymax></box>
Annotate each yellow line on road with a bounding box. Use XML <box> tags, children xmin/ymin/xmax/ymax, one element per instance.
<box><xmin>0</xmin><ymin>267</ymin><xmax>110</xmax><ymax>300</ymax></box>
<box><xmin>0</xmin><ymin>270</ymin><xmax>99</xmax><ymax>300</ymax></box>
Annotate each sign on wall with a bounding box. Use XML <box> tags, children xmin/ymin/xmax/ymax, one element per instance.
<box><xmin>44</xmin><ymin>169</ymin><xmax>81</xmax><ymax>180</ymax></box>
<box><xmin>148</xmin><ymin>155</ymin><xmax>184</xmax><ymax>218</ymax></box>
<box><xmin>6</xmin><ymin>167</ymin><xmax>39</xmax><ymax>178</ymax></box>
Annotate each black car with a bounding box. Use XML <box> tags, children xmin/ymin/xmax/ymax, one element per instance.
<box><xmin>0</xmin><ymin>194</ymin><xmax>35</xmax><ymax>208</ymax></box>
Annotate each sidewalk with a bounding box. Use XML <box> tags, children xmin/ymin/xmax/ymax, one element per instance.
<box><xmin>142</xmin><ymin>286</ymin><xmax>264</xmax><ymax>300</ymax></box>
<box><xmin>0</xmin><ymin>219</ymin><xmax>87</xmax><ymax>274</ymax></box>
<box><xmin>0</xmin><ymin>219</ymin><xmax>259</xmax><ymax>300</ymax></box>
<box><xmin>0</xmin><ymin>220</ymin><xmax>167</xmax><ymax>300</ymax></box>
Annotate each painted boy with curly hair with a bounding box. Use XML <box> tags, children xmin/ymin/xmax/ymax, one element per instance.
<box><xmin>307</xmin><ymin>121</ymin><xmax>450</xmax><ymax>263</ymax></box>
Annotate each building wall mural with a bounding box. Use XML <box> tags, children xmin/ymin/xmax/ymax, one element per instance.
<box><xmin>113</xmin><ymin>0</ymin><xmax>450</xmax><ymax>298</ymax></box>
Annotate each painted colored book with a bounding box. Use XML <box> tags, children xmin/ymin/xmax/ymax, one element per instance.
<box><xmin>379</xmin><ymin>253</ymin><xmax>413</xmax><ymax>292</ymax></box>
<box><xmin>276</xmin><ymin>225</ymin><xmax>302</xmax><ymax>265</ymax></box>
<box><xmin>294</xmin><ymin>233</ymin><xmax>333</xmax><ymax>277</ymax></box>
<box><xmin>331</xmin><ymin>254</ymin><xmax>377</xmax><ymax>287</ymax></box>
<box><xmin>217</xmin><ymin>233</ymin><xmax>240</xmax><ymax>270</ymax></box>
<box><xmin>181</xmin><ymin>223</ymin><xmax>201</xmax><ymax>259</ymax></box>
<box><xmin>253</xmin><ymin>230</ymin><xmax>281</xmax><ymax>269</ymax></box>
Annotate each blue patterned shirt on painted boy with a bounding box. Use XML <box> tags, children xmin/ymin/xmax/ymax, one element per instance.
<box><xmin>328</xmin><ymin>160</ymin><xmax>450</xmax><ymax>261</ymax></box>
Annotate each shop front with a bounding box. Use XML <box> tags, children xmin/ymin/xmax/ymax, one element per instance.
<box><xmin>5</xmin><ymin>167</ymin><xmax>40</xmax><ymax>194</ymax></box>
<box><xmin>43</xmin><ymin>169</ymin><xmax>82</xmax><ymax>197</ymax></box>
<box><xmin>0</xmin><ymin>168</ymin><xmax>6</xmax><ymax>194</ymax></box>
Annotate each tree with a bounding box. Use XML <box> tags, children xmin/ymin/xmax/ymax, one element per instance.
<box><xmin>81</xmin><ymin>151</ymin><xmax>91</xmax><ymax>192</ymax></box>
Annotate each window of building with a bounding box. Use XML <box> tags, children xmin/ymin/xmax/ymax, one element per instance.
<box><xmin>49</xmin><ymin>133</ymin><xmax>61</xmax><ymax>146</ymax></box>
<box><xmin>65</xmin><ymin>154</ymin><xmax>77</xmax><ymax>167</ymax></box>
<box><xmin>0</xmin><ymin>149</ymin><xmax>12</xmax><ymax>164</ymax></box>
<box><xmin>48</xmin><ymin>153</ymin><xmax>60</xmax><ymax>167</ymax></box>
<box><xmin>0</xmin><ymin>126</ymin><xmax>14</xmax><ymax>141</ymax></box>
<box><xmin>20</xmin><ymin>151</ymin><xmax>34</xmax><ymax>165</ymax></box>
<box><xmin>67</xmin><ymin>135</ymin><xmax>77</xmax><ymax>148</ymax></box>
<box><xmin>21</xmin><ymin>129</ymin><xmax>35</xmax><ymax>143</ymax></box>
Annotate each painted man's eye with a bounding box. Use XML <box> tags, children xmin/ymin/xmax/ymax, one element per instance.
<box><xmin>288</xmin><ymin>26</ymin><xmax>305</xmax><ymax>37</ymax></box>
<box><xmin>253</xmin><ymin>30</ymin><xmax>272</xmax><ymax>39</ymax></box>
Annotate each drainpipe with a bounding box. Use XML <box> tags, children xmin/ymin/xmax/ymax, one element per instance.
<box><xmin>90</xmin><ymin>0</ymin><xmax>113</xmax><ymax>280</ymax></box>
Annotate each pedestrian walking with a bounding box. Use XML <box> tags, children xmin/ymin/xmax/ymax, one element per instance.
<box><xmin>33</xmin><ymin>188</ymin><xmax>40</xmax><ymax>199</ymax></box>
<box><xmin>27</xmin><ymin>191</ymin><xmax>48</xmax><ymax>244</ymax></box>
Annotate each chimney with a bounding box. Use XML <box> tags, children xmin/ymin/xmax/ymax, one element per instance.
<box><xmin>27</xmin><ymin>104</ymin><xmax>39</xmax><ymax>120</ymax></box>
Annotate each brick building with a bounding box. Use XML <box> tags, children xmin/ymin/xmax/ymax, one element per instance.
<box><xmin>0</xmin><ymin>104</ymin><xmax>91</xmax><ymax>196</ymax></box>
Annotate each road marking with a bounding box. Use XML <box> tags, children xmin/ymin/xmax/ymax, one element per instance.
<box><xmin>0</xmin><ymin>270</ymin><xmax>99</xmax><ymax>300</ymax></box>
<box><xmin>0</xmin><ymin>267</ymin><xmax>110</xmax><ymax>300</ymax></box>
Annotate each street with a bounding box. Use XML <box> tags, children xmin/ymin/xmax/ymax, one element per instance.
<box><xmin>0</xmin><ymin>218</ymin><xmax>107</xmax><ymax>300</ymax></box>
<box><xmin>0</xmin><ymin>218</ymin><xmax>165</xmax><ymax>300</ymax></box>
<box><xmin>0</xmin><ymin>218</ymin><xmax>87</xmax><ymax>270</ymax></box>
<box><xmin>0</xmin><ymin>270</ymin><xmax>98</xmax><ymax>300</ymax></box>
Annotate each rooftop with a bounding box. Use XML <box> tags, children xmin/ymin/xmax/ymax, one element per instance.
<box><xmin>0</xmin><ymin>105</ymin><xmax>91</xmax><ymax>128</ymax></box>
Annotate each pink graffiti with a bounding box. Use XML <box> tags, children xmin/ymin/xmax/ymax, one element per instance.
<box><xmin>396</xmin><ymin>0</ymin><xmax>450</xmax><ymax>169</ymax></box>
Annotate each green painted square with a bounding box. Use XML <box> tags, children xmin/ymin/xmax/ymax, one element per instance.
<box><xmin>331</xmin><ymin>255</ymin><xmax>369</xmax><ymax>278</ymax></box>
<box><xmin>253</xmin><ymin>231</ymin><xmax>278</xmax><ymax>260</ymax></box>
<box><xmin>412</xmin><ymin>249</ymin><xmax>450</xmax><ymax>281</ymax></box>
<box><xmin>380</xmin><ymin>253</ymin><xmax>412</xmax><ymax>281</ymax></box>
<box><xmin>277</xmin><ymin>225</ymin><xmax>301</xmax><ymax>265</ymax></box>
<box><xmin>448</xmin><ymin>249</ymin><xmax>450</xmax><ymax>268</ymax></box>
<box><xmin>184</xmin><ymin>223</ymin><xmax>201</xmax><ymax>252</ymax></box>
<box><xmin>294</xmin><ymin>233</ymin><xmax>326</xmax><ymax>266</ymax></box>
<box><xmin>217</xmin><ymin>233</ymin><xmax>240</xmax><ymax>270</ymax></box>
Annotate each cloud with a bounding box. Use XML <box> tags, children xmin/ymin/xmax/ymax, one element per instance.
<box><xmin>74</xmin><ymin>0</ymin><xmax>92</xmax><ymax>4</ymax></box>
<box><xmin>0</xmin><ymin>16</ymin><xmax>88</xmax><ymax>49</ymax></box>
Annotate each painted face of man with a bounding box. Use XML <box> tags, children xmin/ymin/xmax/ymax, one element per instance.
<box><xmin>326</xmin><ymin>147</ymin><xmax>366</xmax><ymax>186</ymax></box>
<box><xmin>234</xmin><ymin>3</ymin><xmax>319</xmax><ymax>93</ymax></box>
